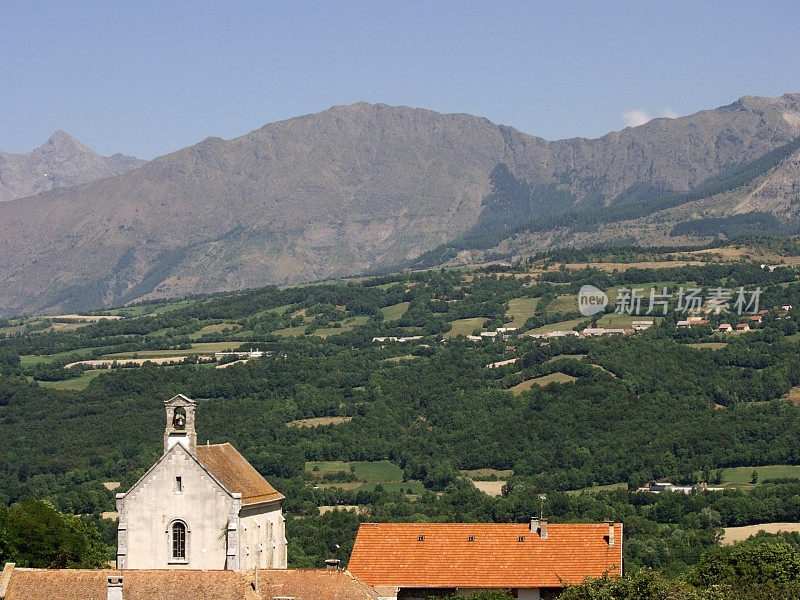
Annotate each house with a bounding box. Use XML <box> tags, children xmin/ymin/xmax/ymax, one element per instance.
<box><xmin>749</xmin><ymin>315</ymin><xmax>763</xmax><ymax>324</ymax></box>
<box><xmin>631</xmin><ymin>320</ymin><xmax>654</xmax><ymax>331</ymax></box>
<box><xmin>637</xmin><ymin>482</ymin><xmax>694</xmax><ymax>494</ymax></box>
<box><xmin>348</xmin><ymin>521</ymin><xmax>622</xmax><ymax>600</ymax></box>
<box><xmin>581</xmin><ymin>328</ymin><xmax>627</xmax><ymax>337</ymax></box>
<box><xmin>116</xmin><ymin>395</ymin><xmax>286</xmax><ymax>571</ymax></box>
<box><xmin>214</xmin><ymin>349</ymin><xmax>265</xmax><ymax>360</ymax></box>
<box><xmin>687</xmin><ymin>316</ymin><xmax>709</xmax><ymax>325</ymax></box>
<box><xmin>676</xmin><ymin>320</ymin><xmax>691</xmax><ymax>328</ymax></box>
<box><xmin>782</xmin><ymin>305</ymin><xmax>793</xmax><ymax>311</ymax></box>
<box><xmin>718</xmin><ymin>323</ymin><xmax>733</xmax><ymax>333</ymax></box>
<box><xmin>736</xmin><ymin>323</ymin><xmax>750</xmax><ymax>332</ymax></box>
<box><xmin>637</xmin><ymin>481</ymin><xmax>724</xmax><ymax>494</ymax></box>
<box><xmin>0</xmin><ymin>563</ymin><xmax>378</xmax><ymax>600</ymax></box>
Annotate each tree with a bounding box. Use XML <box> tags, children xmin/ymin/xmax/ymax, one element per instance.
<box><xmin>0</xmin><ymin>500</ymin><xmax>109</xmax><ymax>568</ymax></box>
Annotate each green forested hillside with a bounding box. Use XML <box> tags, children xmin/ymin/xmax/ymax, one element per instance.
<box><xmin>413</xmin><ymin>136</ymin><xmax>800</xmax><ymax>268</ymax></box>
<box><xmin>2</xmin><ymin>244</ymin><xmax>800</xmax><ymax>579</ymax></box>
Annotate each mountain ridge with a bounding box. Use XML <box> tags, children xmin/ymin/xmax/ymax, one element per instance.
<box><xmin>2</xmin><ymin>94</ymin><xmax>800</xmax><ymax>316</ymax></box>
<box><xmin>0</xmin><ymin>131</ymin><xmax>145</xmax><ymax>203</ymax></box>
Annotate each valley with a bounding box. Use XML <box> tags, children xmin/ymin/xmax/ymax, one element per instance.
<box><xmin>2</xmin><ymin>240</ymin><xmax>800</xmax><ymax>580</ymax></box>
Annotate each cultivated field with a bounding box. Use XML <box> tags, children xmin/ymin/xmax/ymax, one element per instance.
<box><xmin>525</xmin><ymin>318</ymin><xmax>586</xmax><ymax>335</ymax></box>
<box><xmin>305</xmin><ymin>460</ymin><xmax>404</xmax><ymax>482</ymax></box>
<box><xmin>381</xmin><ymin>301</ymin><xmax>410</xmax><ymax>321</ymax></box>
<box><xmin>65</xmin><ymin>356</ymin><xmax>212</xmax><ymax>369</ymax></box>
<box><xmin>509</xmin><ymin>372</ymin><xmax>577</xmax><ymax>394</ymax></box>
<box><xmin>505</xmin><ymin>297</ymin><xmax>538</xmax><ymax>328</ymax></box>
<box><xmin>37</xmin><ymin>370</ymin><xmax>107</xmax><ymax>391</ymax></box>
<box><xmin>445</xmin><ymin>317</ymin><xmax>487</xmax><ymax>338</ymax></box>
<box><xmin>722</xmin><ymin>465</ymin><xmax>800</xmax><ymax>485</ymax></box>
<box><xmin>782</xmin><ymin>386</ymin><xmax>800</xmax><ymax>405</ymax></box>
<box><xmin>472</xmin><ymin>481</ymin><xmax>506</xmax><ymax>496</ymax></box>
<box><xmin>566</xmin><ymin>482</ymin><xmax>628</xmax><ymax>496</ymax></box>
<box><xmin>722</xmin><ymin>523</ymin><xmax>800</xmax><ymax>545</ymax></box>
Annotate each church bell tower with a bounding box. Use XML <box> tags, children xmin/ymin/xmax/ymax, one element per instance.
<box><xmin>164</xmin><ymin>394</ymin><xmax>197</xmax><ymax>454</ymax></box>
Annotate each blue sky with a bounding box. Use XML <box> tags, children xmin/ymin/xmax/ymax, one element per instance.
<box><xmin>2</xmin><ymin>1</ymin><xmax>799</xmax><ymax>159</ymax></box>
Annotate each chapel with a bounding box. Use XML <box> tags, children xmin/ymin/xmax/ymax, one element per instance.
<box><xmin>115</xmin><ymin>394</ymin><xmax>287</xmax><ymax>570</ymax></box>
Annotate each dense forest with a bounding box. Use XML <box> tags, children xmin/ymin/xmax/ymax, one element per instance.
<box><xmin>2</xmin><ymin>242</ymin><xmax>800</xmax><ymax>595</ymax></box>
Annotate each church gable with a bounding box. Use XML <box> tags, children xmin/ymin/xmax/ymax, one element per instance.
<box><xmin>117</xmin><ymin>443</ymin><xmax>241</xmax><ymax>570</ymax></box>
<box><xmin>118</xmin><ymin>442</ymin><xmax>234</xmax><ymax>507</ymax></box>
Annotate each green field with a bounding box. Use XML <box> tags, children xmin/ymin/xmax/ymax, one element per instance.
<box><xmin>251</xmin><ymin>304</ymin><xmax>293</xmax><ymax>318</ymax></box>
<box><xmin>445</xmin><ymin>317</ymin><xmax>486</xmax><ymax>338</ymax></box>
<box><xmin>37</xmin><ymin>370</ymin><xmax>107</xmax><ymax>391</ymax></box>
<box><xmin>313</xmin><ymin>315</ymin><xmax>370</xmax><ymax>338</ymax></box>
<box><xmin>381</xmin><ymin>301</ymin><xmax>410</xmax><ymax>321</ymax></box>
<box><xmin>505</xmin><ymin>297</ymin><xmax>538</xmax><ymax>328</ymax></box>
<box><xmin>305</xmin><ymin>460</ymin><xmax>404</xmax><ymax>482</ymax></box>
<box><xmin>722</xmin><ymin>465</ymin><xmax>800</xmax><ymax>485</ymax></box>
<box><xmin>272</xmin><ymin>325</ymin><xmax>308</xmax><ymax>337</ymax></box>
<box><xmin>189</xmin><ymin>322</ymin><xmax>241</xmax><ymax>339</ymax></box>
<box><xmin>20</xmin><ymin>348</ymin><xmax>95</xmax><ymax>366</ymax></box>
<box><xmin>509</xmin><ymin>372</ymin><xmax>578</xmax><ymax>394</ymax></box>
<box><xmin>546</xmin><ymin>294</ymin><xmax>580</xmax><ymax>313</ymax></box>
<box><xmin>545</xmin><ymin>354</ymin><xmax>587</xmax><ymax>363</ymax></box>
<box><xmin>566</xmin><ymin>482</ymin><xmax>628</xmax><ymax>496</ymax></box>
<box><xmin>594</xmin><ymin>314</ymin><xmax>663</xmax><ymax>328</ymax></box>
<box><xmin>525</xmin><ymin>318</ymin><xmax>586</xmax><ymax>335</ymax></box>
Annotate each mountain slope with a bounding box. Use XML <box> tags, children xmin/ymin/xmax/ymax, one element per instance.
<box><xmin>2</xmin><ymin>95</ymin><xmax>800</xmax><ymax>315</ymax></box>
<box><xmin>0</xmin><ymin>131</ymin><xmax>145</xmax><ymax>203</ymax></box>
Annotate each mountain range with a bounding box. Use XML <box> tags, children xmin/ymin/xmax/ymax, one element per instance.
<box><xmin>1</xmin><ymin>94</ymin><xmax>800</xmax><ymax>316</ymax></box>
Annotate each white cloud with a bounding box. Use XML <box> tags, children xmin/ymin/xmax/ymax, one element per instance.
<box><xmin>662</xmin><ymin>108</ymin><xmax>679</xmax><ymax>119</ymax></box>
<box><xmin>622</xmin><ymin>109</ymin><xmax>652</xmax><ymax>128</ymax></box>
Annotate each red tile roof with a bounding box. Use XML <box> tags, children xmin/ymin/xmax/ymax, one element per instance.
<box><xmin>0</xmin><ymin>566</ymin><xmax>377</xmax><ymax>600</ymax></box>
<box><xmin>348</xmin><ymin>522</ymin><xmax>622</xmax><ymax>589</ymax></box>
<box><xmin>195</xmin><ymin>443</ymin><xmax>283</xmax><ymax>505</ymax></box>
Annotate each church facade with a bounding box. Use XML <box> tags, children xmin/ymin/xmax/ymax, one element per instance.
<box><xmin>116</xmin><ymin>394</ymin><xmax>287</xmax><ymax>570</ymax></box>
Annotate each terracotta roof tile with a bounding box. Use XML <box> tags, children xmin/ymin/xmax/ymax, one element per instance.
<box><xmin>348</xmin><ymin>523</ymin><xmax>622</xmax><ymax>589</ymax></box>
<box><xmin>2</xmin><ymin>566</ymin><xmax>377</xmax><ymax>600</ymax></box>
<box><xmin>196</xmin><ymin>443</ymin><xmax>283</xmax><ymax>505</ymax></box>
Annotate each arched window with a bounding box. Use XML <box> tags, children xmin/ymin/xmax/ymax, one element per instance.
<box><xmin>172</xmin><ymin>521</ymin><xmax>186</xmax><ymax>561</ymax></box>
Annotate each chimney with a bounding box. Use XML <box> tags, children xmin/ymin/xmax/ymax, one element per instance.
<box><xmin>530</xmin><ymin>518</ymin><xmax>538</xmax><ymax>533</ymax></box>
<box><xmin>325</xmin><ymin>558</ymin><xmax>341</xmax><ymax>570</ymax></box>
<box><xmin>539</xmin><ymin>519</ymin><xmax>548</xmax><ymax>539</ymax></box>
<box><xmin>605</xmin><ymin>520</ymin><xmax>615</xmax><ymax>547</ymax></box>
<box><xmin>107</xmin><ymin>575</ymin><xmax>123</xmax><ymax>600</ymax></box>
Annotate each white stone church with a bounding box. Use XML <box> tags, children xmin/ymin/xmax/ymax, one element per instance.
<box><xmin>115</xmin><ymin>394</ymin><xmax>287</xmax><ymax>570</ymax></box>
